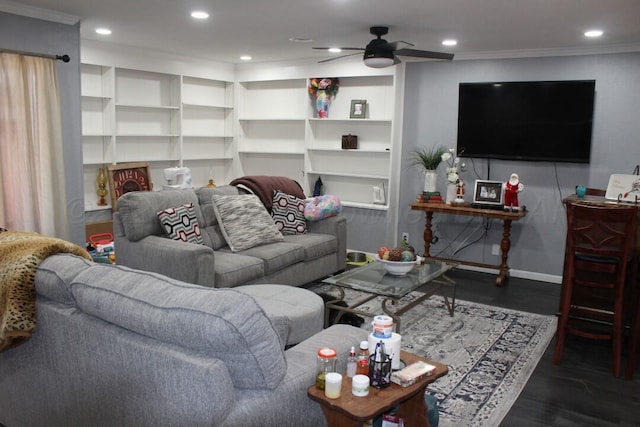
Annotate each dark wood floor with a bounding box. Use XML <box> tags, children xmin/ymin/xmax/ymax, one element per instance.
<box><xmin>448</xmin><ymin>268</ymin><xmax>640</xmax><ymax>427</ymax></box>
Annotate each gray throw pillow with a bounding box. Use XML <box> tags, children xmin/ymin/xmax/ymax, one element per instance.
<box><xmin>212</xmin><ymin>194</ymin><xmax>284</xmax><ymax>252</ymax></box>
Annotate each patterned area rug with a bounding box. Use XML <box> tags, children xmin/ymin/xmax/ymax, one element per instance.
<box><xmin>309</xmin><ymin>284</ymin><xmax>557</xmax><ymax>427</ymax></box>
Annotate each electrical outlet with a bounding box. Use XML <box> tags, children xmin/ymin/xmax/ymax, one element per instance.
<box><xmin>402</xmin><ymin>232</ymin><xmax>409</xmax><ymax>244</ymax></box>
<box><xmin>491</xmin><ymin>244</ymin><xmax>500</xmax><ymax>256</ymax></box>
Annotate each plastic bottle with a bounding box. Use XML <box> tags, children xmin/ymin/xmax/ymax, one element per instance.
<box><xmin>346</xmin><ymin>346</ymin><xmax>357</xmax><ymax>378</ymax></box>
<box><xmin>356</xmin><ymin>340</ymin><xmax>370</xmax><ymax>376</ymax></box>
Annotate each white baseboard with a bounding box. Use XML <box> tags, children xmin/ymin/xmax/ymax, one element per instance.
<box><xmin>448</xmin><ymin>264</ymin><xmax>562</xmax><ymax>284</ymax></box>
<box><xmin>346</xmin><ymin>249</ymin><xmax>562</xmax><ymax>285</ymax></box>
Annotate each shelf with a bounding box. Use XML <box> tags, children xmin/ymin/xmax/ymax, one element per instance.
<box><xmin>82</xmin><ymin>95</ymin><xmax>112</xmax><ymax>100</ymax></box>
<box><xmin>307</xmin><ymin>170</ymin><xmax>389</xmax><ymax>180</ymax></box>
<box><xmin>342</xmin><ymin>201</ymin><xmax>388</xmax><ymax>211</ymax></box>
<box><xmin>183</xmin><ymin>102</ymin><xmax>232</xmax><ymax>109</ymax></box>
<box><xmin>116</xmin><ymin>104</ymin><xmax>179</xmax><ymax>110</ymax></box>
<box><xmin>308</xmin><ymin>148</ymin><xmax>390</xmax><ymax>154</ymax></box>
<box><xmin>183</xmin><ymin>134</ymin><xmax>233</xmax><ymax>138</ymax></box>
<box><xmin>117</xmin><ymin>134</ymin><xmax>180</xmax><ymax>137</ymax></box>
<box><xmin>309</xmin><ymin>118</ymin><xmax>392</xmax><ymax>124</ymax></box>
<box><xmin>239</xmin><ymin>117</ymin><xmax>306</xmax><ymax>122</ymax></box>
<box><xmin>239</xmin><ymin>151</ymin><xmax>304</xmax><ymax>156</ymax></box>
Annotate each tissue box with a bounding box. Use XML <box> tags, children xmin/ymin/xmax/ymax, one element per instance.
<box><xmin>390</xmin><ymin>361</ymin><xmax>436</xmax><ymax>387</ymax></box>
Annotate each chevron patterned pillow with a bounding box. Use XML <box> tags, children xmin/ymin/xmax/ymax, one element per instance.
<box><xmin>157</xmin><ymin>203</ymin><xmax>204</xmax><ymax>245</ymax></box>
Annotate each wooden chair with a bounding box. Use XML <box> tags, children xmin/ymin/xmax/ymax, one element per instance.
<box><xmin>553</xmin><ymin>201</ymin><xmax>638</xmax><ymax>376</ymax></box>
<box><xmin>627</xmin><ymin>287</ymin><xmax>640</xmax><ymax>378</ymax></box>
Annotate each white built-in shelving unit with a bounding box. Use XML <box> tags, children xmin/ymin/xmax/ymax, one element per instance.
<box><xmin>81</xmin><ymin>63</ymin><xmax>234</xmax><ymax>211</ymax></box>
<box><xmin>236</xmin><ymin>71</ymin><xmax>399</xmax><ymax>210</ymax></box>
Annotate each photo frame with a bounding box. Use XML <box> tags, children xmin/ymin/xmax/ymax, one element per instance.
<box><xmin>350</xmin><ymin>99</ymin><xmax>367</xmax><ymax>119</ymax></box>
<box><xmin>473</xmin><ymin>180</ymin><xmax>504</xmax><ymax>208</ymax></box>
<box><xmin>107</xmin><ymin>162</ymin><xmax>153</xmax><ymax>211</ymax></box>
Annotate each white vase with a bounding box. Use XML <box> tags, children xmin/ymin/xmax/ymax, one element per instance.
<box><xmin>446</xmin><ymin>182</ymin><xmax>457</xmax><ymax>204</ymax></box>
<box><xmin>423</xmin><ymin>170</ymin><xmax>437</xmax><ymax>193</ymax></box>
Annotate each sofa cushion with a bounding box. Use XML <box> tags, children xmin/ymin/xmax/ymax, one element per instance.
<box><xmin>69</xmin><ymin>263</ymin><xmax>287</xmax><ymax>390</ymax></box>
<box><xmin>118</xmin><ymin>189</ymin><xmax>206</xmax><ymax>244</ymax></box>
<box><xmin>212</xmin><ymin>194</ymin><xmax>283</xmax><ymax>252</ymax></box>
<box><xmin>211</xmin><ymin>251</ymin><xmax>265</xmax><ymax>288</ymax></box>
<box><xmin>283</xmin><ymin>233</ymin><xmax>338</xmax><ymax>261</ymax></box>
<box><xmin>157</xmin><ymin>203</ymin><xmax>204</xmax><ymax>245</ymax></box>
<box><xmin>227</xmin><ymin>242</ymin><xmax>305</xmax><ymax>276</ymax></box>
<box><xmin>196</xmin><ymin>186</ymin><xmax>245</xmax><ymax>250</ymax></box>
<box><xmin>271</xmin><ymin>190</ymin><xmax>307</xmax><ymax>235</ymax></box>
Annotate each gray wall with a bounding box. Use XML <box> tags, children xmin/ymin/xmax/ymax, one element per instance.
<box><xmin>398</xmin><ymin>52</ymin><xmax>640</xmax><ymax>280</ymax></box>
<box><xmin>0</xmin><ymin>12</ymin><xmax>84</xmax><ymax>245</ymax></box>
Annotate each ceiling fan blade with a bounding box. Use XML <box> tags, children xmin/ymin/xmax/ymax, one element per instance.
<box><xmin>317</xmin><ymin>52</ymin><xmax>363</xmax><ymax>63</ymax></box>
<box><xmin>312</xmin><ymin>47</ymin><xmax>364</xmax><ymax>51</ymax></box>
<box><xmin>394</xmin><ymin>48</ymin><xmax>454</xmax><ymax>60</ymax></box>
<box><xmin>385</xmin><ymin>41</ymin><xmax>415</xmax><ymax>51</ymax></box>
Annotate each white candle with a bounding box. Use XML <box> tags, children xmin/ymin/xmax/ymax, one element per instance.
<box><xmin>324</xmin><ymin>372</ymin><xmax>342</xmax><ymax>399</ymax></box>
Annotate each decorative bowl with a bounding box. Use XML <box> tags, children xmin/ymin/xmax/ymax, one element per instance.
<box><xmin>375</xmin><ymin>255</ymin><xmax>422</xmax><ymax>276</ymax></box>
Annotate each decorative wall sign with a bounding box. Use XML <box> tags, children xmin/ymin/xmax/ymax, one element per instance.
<box><xmin>107</xmin><ymin>162</ymin><xmax>153</xmax><ymax>210</ymax></box>
<box><xmin>350</xmin><ymin>99</ymin><xmax>367</xmax><ymax>119</ymax></box>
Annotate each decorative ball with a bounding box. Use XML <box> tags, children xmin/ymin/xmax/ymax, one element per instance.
<box><xmin>377</xmin><ymin>246</ymin><xmax>390</xmax><ymax>259</ymax></box>
<box><xmin>401</xmin><ymin>250</ymin><xmax>416</xmax><ymax>262</ymax></box>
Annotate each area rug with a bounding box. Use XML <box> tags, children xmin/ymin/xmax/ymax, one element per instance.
<box><xmin>309</xmin><ymin>284</ymin><xmax>557</xmax><ymax>427</ymax></box>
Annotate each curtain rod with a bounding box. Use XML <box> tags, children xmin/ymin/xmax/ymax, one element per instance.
<box><xmin>0</xmin><ymin>48</ymin><xmax>70</xmax><ymax>62</ymax></box>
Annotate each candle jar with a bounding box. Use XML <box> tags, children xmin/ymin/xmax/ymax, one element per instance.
<box><xmin>315</xmin><ymin>347</ymin><xmax>337</xmax><ymax>390</ymax></box>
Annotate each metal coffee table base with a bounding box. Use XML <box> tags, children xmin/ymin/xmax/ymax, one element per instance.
<box><xmin>324</xmin><ymin>275</ymin><xmax>456</xmax><ymax>333</ymax></box>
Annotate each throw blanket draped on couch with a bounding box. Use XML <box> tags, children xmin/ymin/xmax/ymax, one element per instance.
<box><xmin>0</xmin><ymin>231</ymin><xmax>91</xmax><ymax>351</ymax></box>
<box><xmin>230</xmin><ymin>175</ymin><xmax>306</xmax><ymax>212</ymax></box>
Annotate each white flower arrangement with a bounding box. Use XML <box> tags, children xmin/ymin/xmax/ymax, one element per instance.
<box><xmin>441</xmin><ymin>148</ymin><xmax>464</xmax><ymax>183</ymax></box>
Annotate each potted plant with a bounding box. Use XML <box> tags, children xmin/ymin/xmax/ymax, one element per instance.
<box><xmin>411</xmin><ymin>145</ymin><xmax>447</xmax><ymax>192</ymax></box>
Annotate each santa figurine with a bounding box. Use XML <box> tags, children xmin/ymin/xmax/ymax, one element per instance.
<box><xmin>504</xmin><ymin>173</ymin><xmax>524</xmax><ymax>211</ymax></box>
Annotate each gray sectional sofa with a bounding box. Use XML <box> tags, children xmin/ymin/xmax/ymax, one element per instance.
<box><xmin>113</xmin><ymin>185</ymin><xmax>347</xmax><ymax>288</ymax></box>
<box><xmin>0</xmin><ymin>253</ymin><xmax>367</xmax><ymax>426</ymax></box>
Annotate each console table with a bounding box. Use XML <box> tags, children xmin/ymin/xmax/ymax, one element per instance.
<box><xmin>410</xmin><ymin>202</ymin><xmax>527</xmax><ymax>285</ymax></box>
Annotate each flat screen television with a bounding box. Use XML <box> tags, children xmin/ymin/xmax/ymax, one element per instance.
<box><xmin>456</xmin><ymin>80</ymin><xmax>596</xmax><ymax>163</ymax></box>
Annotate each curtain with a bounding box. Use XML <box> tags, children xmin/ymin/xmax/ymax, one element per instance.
<box><xmin>0</xmin><ymin>53</ymin><xmax>68</xmax><ymax>239</ymax></box>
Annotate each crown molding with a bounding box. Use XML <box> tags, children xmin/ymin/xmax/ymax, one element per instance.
<box><xmin>454</xmin><ymin>43</ymin><xmax>640</xmax><ymax>61</ymax></box>
<box><xmin>0</xmin><ymin>0</ymin><xmax>80</xmax><ymax>25</ymax></box>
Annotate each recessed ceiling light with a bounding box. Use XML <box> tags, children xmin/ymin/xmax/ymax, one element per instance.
<box><xmin>289</xmin><ymin>37</ymin><xmax>313</xmax><ymax>43</ymax></box>
<box><xmin>584</xmin><ymin>29</ymin><xmax>603</xmax><ymax>38</ymax></box>
<box><xmin>191</xmin><ymin>11</ymin><xmax>209</xmax><ymax>19</ymax></box>
<box><xmin>95</xmin><ymin>28</ymin><xmax>112</xmax><ymax>35</ymax></box>
<box><xmin>442</xmin><ymin>39</ymin><xmax>457</xmax><ymax>46</ymax></box>
<box><xmin>240</xmin><ymin>55</ymin><xmax>252</xmax><ymax>61</ymax></box>
<box><xmin>328</xmin><ymin>48</ymin><xmax>342</xmax><ymax>53</ymax></box>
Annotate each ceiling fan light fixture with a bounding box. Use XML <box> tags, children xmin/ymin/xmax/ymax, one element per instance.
<box><xmin>364</xmin><ymin>57</ymin><xmax>394</xmax><ymax>68</ymax></box>
<box><xmin>363</xmin><ymin>49</ymin><xmax>394</xmax><ymax>68</ymax></box>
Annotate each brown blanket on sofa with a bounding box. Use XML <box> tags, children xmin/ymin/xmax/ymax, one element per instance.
<box><xmin>0</xmin><ymin>231</ymin><xmax>91</xmax><ymax>352</ymax></box>
<box><xmin>230</xmin><ymin>175</ymin><xmax>306</xmax><ymax>212</ymax></box>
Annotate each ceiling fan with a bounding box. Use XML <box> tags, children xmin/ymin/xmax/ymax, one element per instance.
<box><xmin>313</xmin><ymin>26</ymin><xmax>454</xmax><ymax>68</ymax></box>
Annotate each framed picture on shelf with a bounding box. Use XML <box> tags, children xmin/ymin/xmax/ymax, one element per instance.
<box><xmin>473</xmin><ymin>180</ymin><xmax>504</xmax><ymax>208</ymax></box>
<box><xmin>107</xmin><ymin>162</ymin><xmax>153</xmax><ymax>211</ymax></box>
<box><xmin>350</xmin><ymin>99</ymin><xmax>367</xmax><ymax>119</ymax></box>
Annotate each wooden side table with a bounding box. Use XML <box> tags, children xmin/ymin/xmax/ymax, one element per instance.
<box><xmin>410</xmin><ymin>202</ymin><xmax>527</xmax><ymax>285</ymax></box>
<box><xmin>307</xmin><ymin>351</ymin><xmax>448</xmax><ymax>427</ymax></box>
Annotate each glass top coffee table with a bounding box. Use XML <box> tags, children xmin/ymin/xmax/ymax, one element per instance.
<box><xmin>322</xmin><ymin>259</ymin><xmax>456</xmax><ymax>333</ymax></box>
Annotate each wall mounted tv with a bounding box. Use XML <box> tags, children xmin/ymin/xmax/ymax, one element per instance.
<box><xmin>456</xmin><ymin>80</ymin><xmax>596</xmax><ymax>163</ymax></box>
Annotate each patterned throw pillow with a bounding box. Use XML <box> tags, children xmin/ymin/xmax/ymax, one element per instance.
<box><xmin>212</xmin><ymin>194</ymin><xmax>284</xmax><ymax>252</ymax></box>
<box><xmin>157</xmin><ymin>203</ymin><xmax>204</xmax><ymax>245</ymax></box>
<box><xmin>271</xmin><ymin>190</ymin><xmax>307</xmax><ymax>235</ymax></box>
